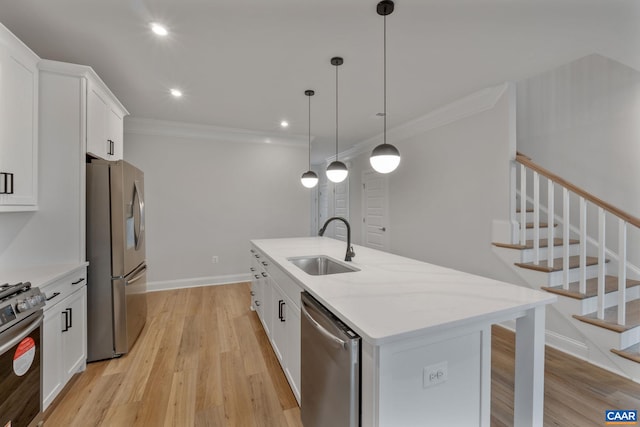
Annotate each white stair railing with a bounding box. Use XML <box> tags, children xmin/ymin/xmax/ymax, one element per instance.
<box><xmin>514</xmin><ymin>153</ymin><xmax>640</xmax><ymax>326</ymax></box>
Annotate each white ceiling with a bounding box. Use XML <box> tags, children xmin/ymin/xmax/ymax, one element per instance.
<box><xmin>0</xmin><ymin>0</ymin><xmax>638</xmax><ymax>163</ymax></box>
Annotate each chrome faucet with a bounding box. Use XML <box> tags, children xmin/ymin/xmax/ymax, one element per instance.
<box><xmin>318</xmin><ymin>216</ymin><xmax>355</xmax><ymax>262</ymax></box>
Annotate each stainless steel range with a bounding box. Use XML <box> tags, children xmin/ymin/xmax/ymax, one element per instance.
<box><xmin>0</xmin><ymin>281</ymin><xmax>46</xmax><ymax>427</ymax></box>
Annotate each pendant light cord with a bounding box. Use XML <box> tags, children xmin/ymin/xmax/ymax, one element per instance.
<box><xmin>308</xmin><ymin>94</ymin><xmax>312</xmax><ymax>169</ymax></box>
<box><xmin>383</xmin><ymin>12</ymin><xmax>387</xmax><ymax>146</ymax></box>
<box><xmin>335</xmin><ymin>63</ymin><xmax>339</xmax><ymax>160</ymax></box>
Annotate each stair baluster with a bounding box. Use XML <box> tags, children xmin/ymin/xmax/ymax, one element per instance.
<box><xmin>618</xmin><ymin>219</ymin><xmax>627</xmax><ymax>326</ymax></box>
<box><xmin>597</xmin><ymin>208</ymin><xmax>606</xmax><ymax>320</ymax></box>
<box><xmin>533</xmin><ymin>171</ymin><xmax>540</xmax><ymax>265</ymax></box>
<box><xmin>579</xmin><ymin>197</ymin><xmax>587</xmax><ymax>294</ymax></box>
<box><xmin>547</xmin><ymin>181</ymin><xmax>555</xmax><ymax>270</ymax></box>
<box><xmin>562</xmin><ymin>188</ymin><xmax>570</xmax><ymax>290</ymax></box>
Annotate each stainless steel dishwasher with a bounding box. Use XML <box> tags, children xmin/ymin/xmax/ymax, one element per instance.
<box><xmin>300</xmin><ymin>291</ymin><xmax>361</xmax><ymax>427</ymax></box>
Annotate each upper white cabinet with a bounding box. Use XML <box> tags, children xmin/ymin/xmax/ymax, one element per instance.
<box><xmin>87</xmin><ymin>77</ymin><xmax>127</xmax><ymax>160</ymax></box>
<box><xmin>0</xmin><ymin>23</ymin><xmax>39</xmax><ymax>211</ymax></box>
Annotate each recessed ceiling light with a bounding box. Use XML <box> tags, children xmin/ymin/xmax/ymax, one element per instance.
<box><xmin>150</xmin><ymin>22</ymin><xmax>168</xmax><ymax>36</ymax></box>
<box><xmin>280</xmin><ymin>120</ymin><xmax>289</xmax><ymax>128</ymax></box>
<box><xmin>170</xmin><ymin>88</ymin><xmax>182</xmax><ymax>98</ymax></box>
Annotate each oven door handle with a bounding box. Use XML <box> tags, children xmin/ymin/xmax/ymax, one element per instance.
<box><xmin>0</xmin><ymin>312</ymin><xmax>43</xmax><ymax>355</ymax></box>
<box><xmin>300</xmin><ymin>302</ymin><xmax>346</xmax><ymax>350</ymax></box>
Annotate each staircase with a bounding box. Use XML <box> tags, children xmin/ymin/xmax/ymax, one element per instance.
<box><xmin>492</xmin><ymin>153</ymin><xmax>640</xmax><ymax>381</ymax></box>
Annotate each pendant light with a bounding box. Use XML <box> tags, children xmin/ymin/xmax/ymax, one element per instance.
<box><xmin>300</xmin><ymin>90</ymin><xmax>319</xmax><ymax>188</ymax></box>
<box><xmin>326</xmin><ymin>57</ymin><xmax>348</xmax><ymax>183</ymax></box>
<box><xmin>370</xmin><ymin>0</ymin><xmax>401</xmax><ymax>174</ymax></box>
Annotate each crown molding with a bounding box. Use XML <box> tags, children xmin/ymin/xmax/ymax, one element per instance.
<box><xmin>125</xmin><ymin>117</ymin><xmax>309</xmax><ymax>147</ymax></box>
<box><xmin>330</xmin><ymin>82</ymin><xmax>510</xmax><ymax>163</ymax></box>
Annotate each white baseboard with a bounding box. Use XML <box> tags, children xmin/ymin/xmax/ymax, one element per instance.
<box><xmin>147</xmin><ymin>273</ymin><xmax>251</xmax><ymax>292</ymax></box>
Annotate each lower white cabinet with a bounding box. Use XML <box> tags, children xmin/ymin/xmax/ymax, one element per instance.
<box><xmin>250</xmin><ymin>246</ymin><xmax>301</xmax><ymax>403</ymax></box>
<box><xmin>42</xmin><ymin>269</ymin><xmax>87</xmax><ymax>410</ymax></box>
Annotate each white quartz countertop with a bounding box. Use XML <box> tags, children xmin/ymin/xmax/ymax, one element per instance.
<box><xmin>1</xmin><ymin>262</ymin><xmax>88</xmax><ymax>290</ymax></box>
<box><xmin>251</xmin><ymin>237</ymin><xmax>556</xmax><ymax>344</ymax></box>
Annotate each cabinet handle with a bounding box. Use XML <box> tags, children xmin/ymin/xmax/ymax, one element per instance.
<box><xmin>71</xmin><ymin>278</ymin><xmax>85</xmax><ymax>285</ymax></box>
<box><xmin>261</xmin><ymin>272</ymin><xmax>268</xmax><ymax>278</ymax></box>
<box><xmin>254</xmin><ymin>275</ymin><xmax>260</xmax><ymax>280</ymax></box>
<box><xmin>62</xmin><ymin>310</ymin><xmax>69</xmax><ymax>332</ymax></box>
<box><xmin>250</xmin><ymin>249</ymin><xmax>255</xmax><ymax>253</ymax></box>
<box><xmin>254</xmin><ymin>254</ymin><xmax>260</xmax><ymax>258</ymax></box>
<box><xmin>250</xmin><ymin>291</ymin><xmax>255</xmax><ymax>296</ymax></box>
<box><xmin>0</xmin><ymin>172</ymin><xmax>14</xmax><ymax>195</ymax></box>
<box><xmin>46</xmin><ymin>292</ymin><xmax>60</xmax><ymax>301</ymax></box>
<box><xmin>255</xmin><ymin>301</ymin><xmax>261</xmax><ymax>307</ymax></box>
<box><xmin>250</xmin><ymin>267</ymin><xmax>256</xmax><ymax>272</ymax></box>
<box><xmin>278</xmin><ymin>300</ymin><xmax>285</xmax><ymax>322</ymax></box>
<box><xmin>67</xmin><ymin>307</ymin><xmax>73</xmax><ymax>328</ymax></box>
<box><xmin>261</xmin><ymin>261</ymin><xmax>268</xmax><ymax>267</ymax></box>
<box><xmin>107</xmin><ymin>139</ymin><xmax>115</xmax><ymax>155</ymax></box>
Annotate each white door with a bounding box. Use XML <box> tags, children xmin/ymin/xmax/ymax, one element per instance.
<box><xmin>333</xmin><ymin>178</ymin><xmax>349</xmax><ymax>242</ymax></box>
<box><xmin>362</xmin><ymin>170</ymin><xmax>389</xmax><ymax>251</ymax></box>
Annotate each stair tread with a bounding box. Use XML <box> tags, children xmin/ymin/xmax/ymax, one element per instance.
<box><xmin>541</xmin><ymin>276</ymin><xmax>640</xmax><ymax>300</ymax></box>
<box><xmin>525</xmin><ymin>222</ymin><xmax>556</xmax><ymax>229</ymax></box>
<box><xmin>611</xmin><ymin>344</ymin><xmax>640</xmax><ymax>364</ymax></box>
<box><xmin>573</xmin><ymin>299</ymin><xmax>640</xmax><ymax>332</ymax></box>
<box><xmin>516</xmin><ymin>207</ymin><xmax>534</xmax><ymax>213</ymax></box>
<box><xmin>515</xmin><ymin>255</ymin><xmax>606</xmax><ymax>273</ymax></box>
<box><xmin>493</xmin><ymin>238</ymin><xmax>579</xmax><ymax>250</ymax></box>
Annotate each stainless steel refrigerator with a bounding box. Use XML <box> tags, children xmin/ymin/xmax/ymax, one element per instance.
<box><xmin>86</xmin><ymin>159</ymin><xmax>147</xmax><ymax>362</ymax></box>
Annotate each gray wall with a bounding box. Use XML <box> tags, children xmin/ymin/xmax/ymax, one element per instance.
<box><xmin>124</xmin><ymin>128</ymin><xmax>311</xmax><ymax>288</ymax></box>
<box><xmin>345</xmin><ymin>86</ymin><xmax>523</xmax><ymax>284</ymax></box>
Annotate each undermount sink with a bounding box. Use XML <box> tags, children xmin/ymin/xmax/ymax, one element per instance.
<box><xmin>287</xmin><ymin>255</ymin><xmax>359</xmax><ymax>276</ymax></box>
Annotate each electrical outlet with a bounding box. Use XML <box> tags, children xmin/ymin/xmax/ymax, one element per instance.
<box><xmin>423</xmin><ymin>361</ymin><xmax>448</xmax><ymax>388</ymax></box>
<box><xmin>211</xmin><ymin>255</ymin><xmax>219</xmax><ymax>264</ymax></box>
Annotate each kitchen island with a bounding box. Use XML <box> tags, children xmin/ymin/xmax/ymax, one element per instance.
<box><xmin>250</xmin><ymin>237</ymin><xmax>555</xmax><ymax>427</ymax></box>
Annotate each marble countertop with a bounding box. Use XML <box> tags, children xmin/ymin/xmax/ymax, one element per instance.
<box><xmin>1</xmin><ymin>262</ymin><xmax>88</xmax><ymax>289</ymax></box>
<box><xmin>251</xmin><ymin>237</ymin><xmax>556</xmax><ymax>344</ymax></box>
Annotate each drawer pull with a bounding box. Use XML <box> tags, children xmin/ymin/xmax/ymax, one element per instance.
<box><xmin>261</xmin><ymin>272</ymin><xmax>268</xmax><ymax>278</ymax></box>
<box><xmin>255</xmin><ymin>301</ymin><xmax>261</xmax><ymax>307</ymax></box>
<box><xmin>46</xmin><ymin>292</ymin><xmax>61</xmax><ymax>301</ymax></box>
<box><xmin>250</xmin><ymin>291</ymin><xmax>255</xmax><ymax>296</ymax></box>
<box><xmin>261</xmin><ymin>261</ymin><xmax>268</xmax><ymax>267</ymax></box>
<box><xmin>71</xmin><ymin>278</ymin><xmax>85</xmax><ymax>285</ymax></box>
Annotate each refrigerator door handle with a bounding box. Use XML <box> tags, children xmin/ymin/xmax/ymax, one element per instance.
<box><xmin>133</xmin><ymin>180</ymin><xmax>145</xmax><ymax>251</ymax></box>
<box><xmin>127</xmin><ymin>265</ymin><xmax>147</xmax><ymax>285</ymax></box>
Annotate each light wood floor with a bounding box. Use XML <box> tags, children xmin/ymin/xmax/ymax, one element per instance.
<box><xmin>43</xmin><ymin>283</ymin><xmax>640</xmax><ymax>426</ymax></box>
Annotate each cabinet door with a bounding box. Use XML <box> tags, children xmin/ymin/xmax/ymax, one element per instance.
<box><xmin>108</xmin><ymin>107</ymin><xmax>124</xmax><ymax>160</ymax></box>
<box><xmin>61</xmin><ymin>287</ymin><xmax>87</xmax><ymax>380</ymax></box>
<box><xmin>285</xmin><ymin>303</ymin><xmax>301</xmax><ymax>402</ymax></box>
<box><xmin>270</xmin><ymin>285</ymin><xmax>286</xmax><ymax>362</ymax></box>
<box><xmin>42</xmin><ymin>306</ymin><xmax>63</xmax><ymax>410</ymax></box>
<box><xmin>86</xmin><ymin>83</ymin><xmax>110</xmax><ymax>159</ymax></box>
<box><xmin>0</xmin><ymin>42</ymin><xmax>38</xmax><ymax>209</ymax></box>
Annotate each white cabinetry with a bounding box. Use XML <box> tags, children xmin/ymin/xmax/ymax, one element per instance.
<box><xmin>249</xmin><ymin>246</ymin><xmax>301</xmax><ymax>402</ymax></box>
<box><xmin>0</xmin><ymin>23</ymin><xmax>39</xmax><ymax>211</ymax></box>
<box><xmin>87</xmin><ymin>80</ymin><xmax>126</xmax><ymax>160</ymax></box>
<box><xmin>42</xmin><ymin>268</ymin><xmax>87</xmax><ymax>410</ymax></box>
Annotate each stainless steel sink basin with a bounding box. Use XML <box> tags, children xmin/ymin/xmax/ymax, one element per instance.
<box><xmin>287</xmin><ymin>255</ymin><xmax>359</xmax><ymax>276</ymax></box>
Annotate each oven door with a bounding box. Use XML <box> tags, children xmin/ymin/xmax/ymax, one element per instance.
<box><xmin>0</xmin><ymin>311</ymin><xmax>43</xmax><ymax>427</ymax></box>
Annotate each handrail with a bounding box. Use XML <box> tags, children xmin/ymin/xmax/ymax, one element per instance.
<box><xmin>515</xmin><ymin>153</ymin><xmax>640</xmax><ymax>229</ymax></box>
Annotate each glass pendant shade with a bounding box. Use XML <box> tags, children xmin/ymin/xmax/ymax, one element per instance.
<box><xmin>300</xmin><ymin>170</ymin><xmax>319</xmax><ymax>188</ymax></box>
<box><xmin>370</xmin><ymin>143</ymin><xmax>401</xmax><ymax>173</ymax></box>
<box><xmin>326</xmin><ymin>160</ymin><xmax>348</xmax><ymax>183</ymax></box>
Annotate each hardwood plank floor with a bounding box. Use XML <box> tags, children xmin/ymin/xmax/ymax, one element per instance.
<box><xmin>44</xmin><ymin>283</ymin><xmax>640</xmax><ymax>426</ymax></box>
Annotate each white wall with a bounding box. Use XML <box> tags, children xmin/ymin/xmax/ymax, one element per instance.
<box><xmin>343</xmin><ymin>84</ymin><xmax>523</xmax><ymax>284</ymax></box>
<box><xmin>124</xmin><ymin>123</ymin><xmax>311</xmax><ymax>290</ymax></box>
<box><xmin>517</xmin><ymin>54</ymin><xmax>640</xmax><ymax>270</ymax></box>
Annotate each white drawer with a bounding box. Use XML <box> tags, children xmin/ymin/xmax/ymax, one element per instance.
<box><xmin>41</xmin><ymin>267</ymin><xmax>87</xmax><ymax>311</ymax></box>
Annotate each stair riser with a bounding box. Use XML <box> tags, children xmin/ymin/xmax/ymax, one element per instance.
<box><xmin>581</xmin><ymin>286</ymin><xmax>640</xmax><ymax>313</ymax></box>
<box><xmin>546</xmin><ymin>264</ymin><xmax>602</xmax><ymax>286</ymax></box>
<box><xmin>519</xmin><ymin>244</ymin><xmax>580</xmax><ymax>263</ymax></box>
<box><xmin>523</xmin><ymin>227</ymin><xmax>556</xmax><ymax>240</ymax></box>
<box><xmin>518</xmin><ymin>211</ymin><xmax>555</xmax><ymax>223</ymax></box>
